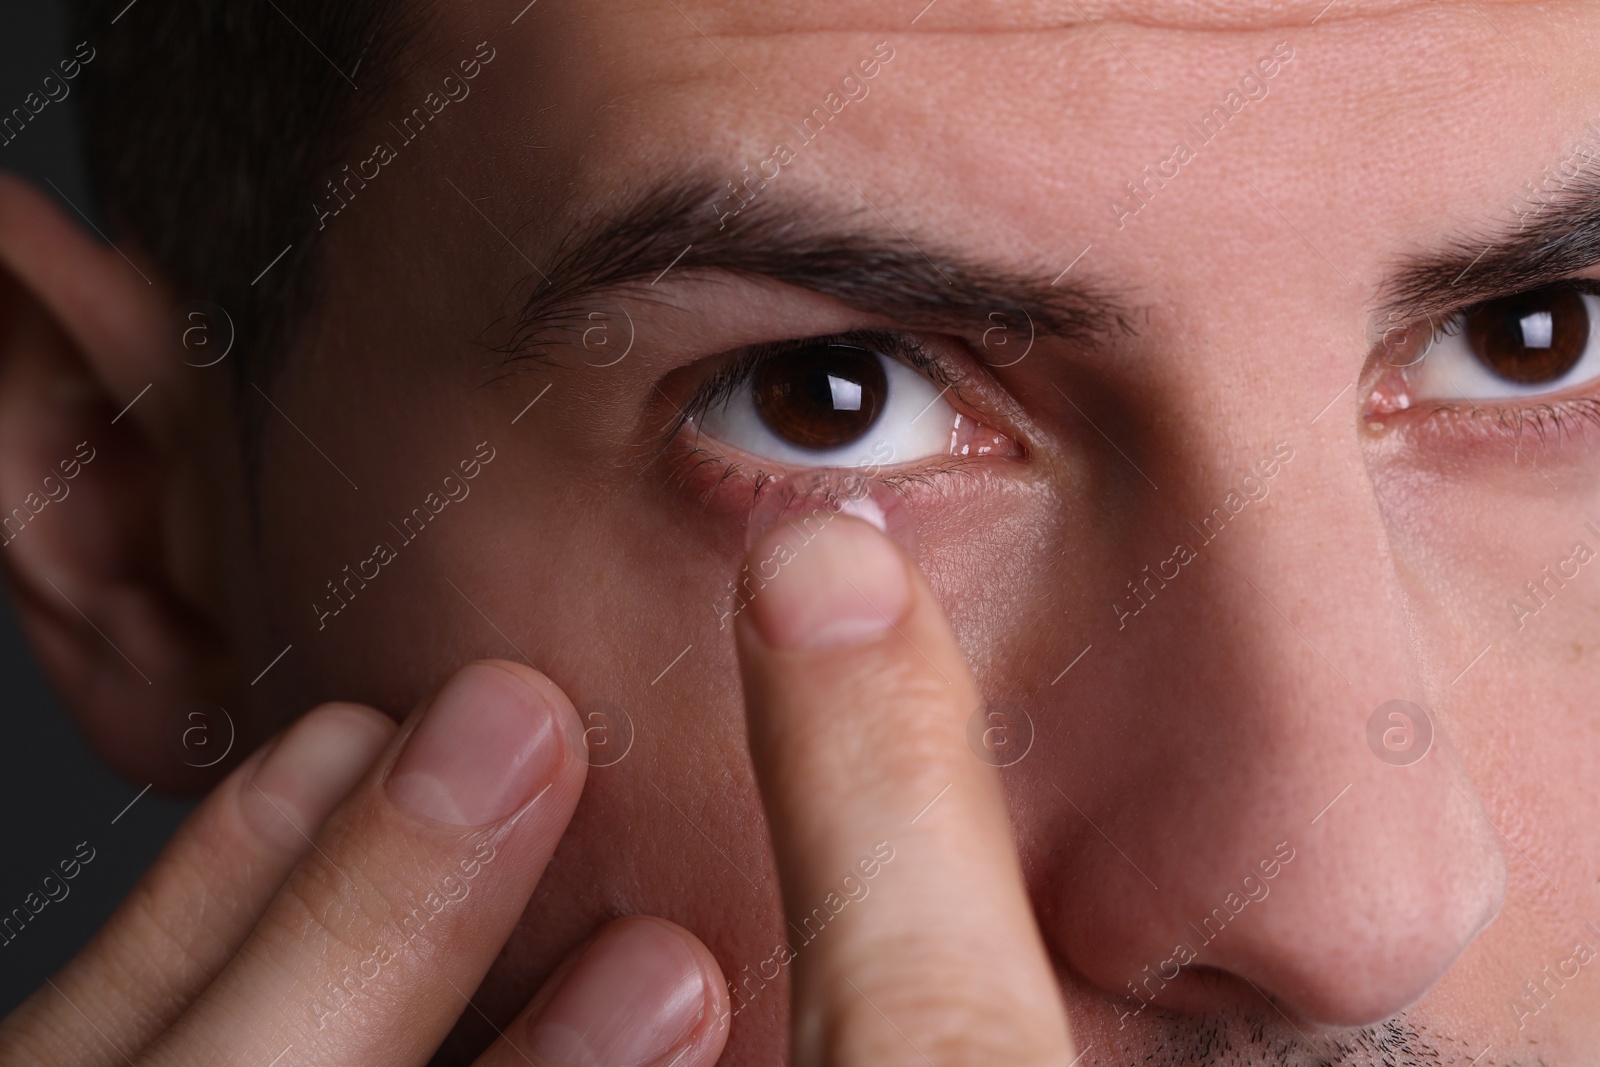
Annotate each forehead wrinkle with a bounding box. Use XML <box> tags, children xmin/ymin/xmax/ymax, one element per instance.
<box><xmin>655</xmin><ymin>0</ymin><xmax>1569</xmax><ymax>37</ymax></box>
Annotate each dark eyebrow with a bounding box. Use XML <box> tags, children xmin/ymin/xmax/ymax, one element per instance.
<box><xmin>1380</xmin><ymin>171</ymin><xmax>1600</xmax><ymax>324</ymax></box>
<box><xmin>504</xmin><ymin>176</ymin><xmax>1136</xmax><ymax>355</ymax></box>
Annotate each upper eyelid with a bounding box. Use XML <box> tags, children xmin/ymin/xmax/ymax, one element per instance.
<box><xmin>1402</xmin><ymin>276</ymin><xmax>1600</xmax><ymax>338</ymax></box>
<box><xmin>1414</xmin><ymin>279</ymin><xmax>1600</xmax><ymax>350</ymax></box>
<box><xmin>747</xmin><ymin>330</ymin><xmax>959</xmax><ymax>384</ymax></box>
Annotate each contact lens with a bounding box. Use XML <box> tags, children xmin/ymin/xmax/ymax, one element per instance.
<box><xmin>744</xmin><ymin>469</ymin><xmax>919</xmax><ymax>560</ymax></box>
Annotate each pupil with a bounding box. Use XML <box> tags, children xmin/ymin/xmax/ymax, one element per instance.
<box><xmin>751</xmin><ymin>344</ymin><xmax>888</xmax><ymax>451</ymax></box>
<box><xmin>1464</xmin><ymin>285</ymin><xmax>1590</xmax><ymax>385</ymax></box>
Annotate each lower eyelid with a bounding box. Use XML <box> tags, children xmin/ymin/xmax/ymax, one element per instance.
<box><xmin>661</xmin><ymin>416</ymin><xmax>1019</xmax><ymax>520</ymax></box>
<box><xmin>1378</xmin><ymin>395</ymin><xmax>1600</xmax><ymax>459</ymax></box>
<box><xmin>684</xmin><ymin>392</ymin><xmax>1023</xmax><ymax>470</ymax></box>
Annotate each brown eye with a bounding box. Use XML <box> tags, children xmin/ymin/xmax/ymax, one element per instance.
<box><xmin>1464</xmin><ymin>285</ymin><xmax>1591</xmax><ymax>385</ymax></box>
<box><xmin>750</xmin><ymin>343</ymin><xmax>888</xmax><ymax>451</ymax></box>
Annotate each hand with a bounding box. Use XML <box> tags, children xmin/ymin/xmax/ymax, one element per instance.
<box><xmin>0</xmin><ymin>661</ymin><xmax>731</xmax><ymax>1067</ymax></box>
<box><xmin>0</xmin><ymin>515</ymin><xmax>1069</xmax><ymax>1067</ymax></box>
<box><xmin>735</xmin><ymin>514</ymin><xmax>1076</xmax><ymax>1065</ymax></box>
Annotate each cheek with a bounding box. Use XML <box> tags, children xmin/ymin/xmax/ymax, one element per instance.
<box><xmin>468</xmin><ymin>496</ymin><xmax>790</xmax><ymax>1055</ymax></box>
<box><xmin>1363</xmin><ymin>434</ymin><xmax>1600</xmax><ymax>677</ymax></box>
<box><xmin>915</xmin><ymin>478</ymin><xmax>1072</xmax><ymax>687</ymax></box>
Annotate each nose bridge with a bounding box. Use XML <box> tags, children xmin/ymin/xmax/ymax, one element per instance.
<box><xmin>1137</xmin><ymin>419</ymin><xmax>1426</xmax><ymax>764</ymax></box>
<box><xmin>1205</xmin><ymin>428</ymin><xmax>1419</xmax><ymax>727</ymax></box>
<box><xmin>1154</xmin><ymin>424</ymin><xmax>1433</xmax><ymax>862</ymax></box>
<box><xmin>1053</xmin><ymin>422</ymin><xmax>1506</xmax><ymax>1026</ymax></box>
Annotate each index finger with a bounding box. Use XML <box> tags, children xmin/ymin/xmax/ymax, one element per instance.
<box><xmin>736</xmin><ymin>516</ymin><xmax>1074</xmax><ymax>1067</ymax></box>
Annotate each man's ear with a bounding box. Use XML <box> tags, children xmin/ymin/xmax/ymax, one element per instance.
<box><xmin>0</xmin><ymin>173</ymin><xmax>256</xmax><ymax>794</ymax></box>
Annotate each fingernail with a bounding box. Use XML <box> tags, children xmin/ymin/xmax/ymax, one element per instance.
<box><xmin>387</xmin><ymin>663</ymin><xmax>570</xmax><ymax>826</ymax></box>
<box><xmin>526</xmin><ymin>918</ymin><xmax>710</xmax><ymax>1067</ymax></box>
<box><xmin>746</xmin><ymin>514</ymin><xmax>911</xmax><ymax>650</ymax></box>
<box><xmin>242</xmin><ymin>705</ymin><xmax>391</xmax><ymax>850</ymax></box>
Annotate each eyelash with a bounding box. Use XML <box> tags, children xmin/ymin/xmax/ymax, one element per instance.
<box><xmin>661</xmin><ymin>329</ymin><xmax>982</xmax><ymax>506</ymax></box>
<box><xmin>664</xmin><ymin>275</ymin><xmax>1600</xmax><ymax>492</ymax></box>
<box><xmin>1415</xmin><ymin>278</ymin><xmax>1600</xmax><ymax>344</ymax></box>
<box><xmin>1392</xmin><ymin>279</ymin><xmax>1600</xmax><ymax>448</ymax></box>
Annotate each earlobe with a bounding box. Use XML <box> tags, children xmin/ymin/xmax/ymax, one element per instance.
<box><xmin>0</xmin><ymin>174</ymin><xmax>249</xmax><ymax>794</ymax></box>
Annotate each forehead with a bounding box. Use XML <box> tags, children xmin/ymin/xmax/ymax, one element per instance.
<box><xmin>427</xmin><ymin>0</ymin><xmax>1599</xmax><ymax>280</ymax></box>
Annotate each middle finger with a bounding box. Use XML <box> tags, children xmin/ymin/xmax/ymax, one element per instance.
<box><xmin>142</xmin><ymin>660</ymin><xmax>586</xmax><ymax>1067</ymax></box>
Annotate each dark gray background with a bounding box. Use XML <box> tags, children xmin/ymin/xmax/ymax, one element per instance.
<box><xmin>0</xmin><ymin>1</ymin><xmax>192</xmax><ymax>1015</ymax></box>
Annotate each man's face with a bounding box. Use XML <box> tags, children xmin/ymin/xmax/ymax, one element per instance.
<box><xmin>243</xmin><ymin>0</ymin><xmax>1600</xmax><ymax>1061</ymax></box>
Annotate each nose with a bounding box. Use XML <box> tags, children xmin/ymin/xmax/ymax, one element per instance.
<box><xmin>1035</xmin><ymin>426</ymin><xmax>1507</xmax><ymax>1027</ymax></box>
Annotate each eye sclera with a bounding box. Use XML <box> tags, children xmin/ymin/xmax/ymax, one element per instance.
<box><xmin>699</xmin><ymin>340</ymin><xmax>955</xmax><ymax>467</ymax></box>
<box><xmin>1376</xmin><ymin>286</ymin><xmax>1600</xmax><ymax>396</ymax></box>
<box><xmin>682</xmin><ymin>328</ymin><xmax>1027</xmax><ymax>469</ymax></box>
<box><xmin>1365</xmin><ymin>284</ymin><xmax>1600</xmax><ymax>425</ymax></box>
<box><xmin>658</xmin><ymin>327</ymin><xmax>1027</xmax><ymax>521</ymax></box>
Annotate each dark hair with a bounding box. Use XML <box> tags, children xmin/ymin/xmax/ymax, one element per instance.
<box><xmin>70</xmin><ymin>0</ymin><xmax>414</xmax><ymax>439</ymax></box>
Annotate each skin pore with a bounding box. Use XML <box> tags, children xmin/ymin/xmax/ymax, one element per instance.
<box><xmin>5</xmin><ymin>0</ymin><xmax>1600</xmax><ymax>1063</ymax></box>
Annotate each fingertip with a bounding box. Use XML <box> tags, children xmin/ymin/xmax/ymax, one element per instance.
<box><xmin>460</xmin><ymin>658</ymin><xmax>589</xmax><ymax>767</ymax></box>
<box><xmin>384</xmin><ymin>659</ymin><xmax>587</xmax><ymax>827</ymax></box>
<box><xmin>742</xmin><ymin>515</ymin><xmax>912</xmax><ymax>651</ymax></box>
<box><xmin>238</xmin><ymin>701</ymin><xmax>395</xmax><ymax>851</ymax></box>
<box><xmin>517</xmin><ymin>915</ymin><xmax>729</xmax><ymax>1067</ymax></box>
<box><xmin>312</xmin><ymin>699</ymin><xmax>400</xmax><ymax>742</ymax></box>
<box><xmin>633</xmin><ymin>915</ymin><xmax>731</xmax><ymax>1036</ymax></box>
